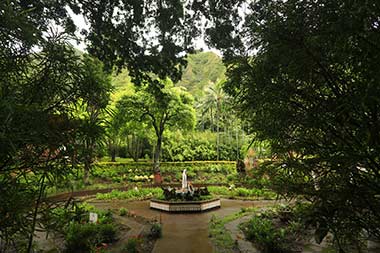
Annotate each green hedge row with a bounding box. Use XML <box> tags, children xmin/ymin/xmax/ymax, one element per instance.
<box><xmin>93</xmin><ymin>161</ymin><xmax>236</xmax><ymax>175</ymax></box>
<box><xmin>91</xmin><ymin>161</ymin><xmax>238</xmax><ymax>184</ymax></box>
<box><xmin>96</xmin><ymin>160</ymin><xmax>236</xmax><ymax>166</ymax></box>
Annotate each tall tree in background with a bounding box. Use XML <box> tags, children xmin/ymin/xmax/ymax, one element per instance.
<box><xmin>116</xmin><ymin>79</ymin><xmax>196</xmax><ymax>180</ymax></box>
<box><xmin>106</xmin><ymin>112</ymin><xmax>123</xmax><ymax>162</ymax></box>
<box><xmin>207</xmin><ymin>0</ymin><xmax>380</xmax><ymax>249</ymax></box>
<box><xmin>77</xmin><ymin>55</ymin><xmax>112</xmax><ymax>184</ymax></box>
<box><xmin>199</xmin><ymin>80</ymin><xmax>239</xmax><ymax>160</ymax></box>
<box><xmin>202</xmin><ymin>80</ymin><xmax>227</xmax><ymax>160</ymax></box>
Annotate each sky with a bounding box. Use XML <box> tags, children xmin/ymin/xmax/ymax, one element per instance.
<box><xmin>67</xmin><ymin>8</ymin><xmax>221</xmax><ymax>56</ymax></box>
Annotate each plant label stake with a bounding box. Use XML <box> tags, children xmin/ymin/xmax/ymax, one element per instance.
<box><xmin>89</xmin><ymin>212</ymin><xmax>98</xmax><ymax>224</ymax></box>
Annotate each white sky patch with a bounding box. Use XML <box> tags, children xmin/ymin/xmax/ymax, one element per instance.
<box><xmin>193</xmin><ymin>35</ymin><xmax>221</xmax><ymax>56</ymax></box>
<box><xmin>66</xmin><ymin>7</ymin><xmax>221</xmax><ymax>56</ymax></box>
<box><xmin>66</xmin><ymin>7</ymin><xmax>89</xmax><ymax>52</ymax></box>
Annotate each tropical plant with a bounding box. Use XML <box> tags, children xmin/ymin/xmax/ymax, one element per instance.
<box><xmin>76</xmin><ymin>55</ymin><xmax>112</xmax><ymax>184</ymax></box>
<box><xmin>115</xmin><ymin>79</ymin><xmax>196</xmax><ymax>177</ymax></box>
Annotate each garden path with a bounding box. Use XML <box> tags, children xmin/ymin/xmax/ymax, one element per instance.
<box><xmin>225</xmin><ymin>215</ymin><xmax>259</xmax><ymax>253</ymax></box>
<box><xmin>106</xmin><ymin>215</ymin><xmax>151</xmax><ymax>252</ymax></box>
<box><xmin>91</xmin><ymin>199</ymin><xmax>279</xmax><ymax>253</ymax></box>
<box><xmin>114</xmin><ymin>215</ymin><xmax>147</xmax><ymax>238</ymax></box>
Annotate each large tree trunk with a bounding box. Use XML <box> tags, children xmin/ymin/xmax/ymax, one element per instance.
<box><xmin>153</xmin><ymin>132</ymin><xmax>163</xmax><ymax>184</ymax></box>
<box><xmin>216</xmin><ymin>103</ymin><xmax>220</xmax><ymax>161</ymax></box>
<box><xmin>83</xmin><ymin>159</ymin><xmax>90</xmax><ymax>185</ymax></box>
<box><xmin>83</xmin><ymin>140</ymin><xmax>93</xmax><ymax>185</ymax></box>
<box><xmin>153</xmin><ymin>135</ymin><xmax>162</xmax><ymax>174</ymax></box>
<box><xmin>110</xmin><ymin>145</ymin><xmax>116</xmax><ymax>162</ymax></box>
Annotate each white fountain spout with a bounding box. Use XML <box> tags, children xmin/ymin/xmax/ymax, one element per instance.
<box><xmin>182</xmin><ymin>169</ymin><xmax>187</xmax><ymax>190</ymax></box>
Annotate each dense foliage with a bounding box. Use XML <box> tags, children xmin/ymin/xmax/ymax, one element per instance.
<box><xmin>241</xmin><ymin>204</ymin><xmax>310</xmax><ymax>253</ymax></box>
<box><xmin>3</xmin><ymin>0</ymin><xmax>379</xmax><ymax>251</ymax></box>
<box><xmin>0</xmin><ymin>0</ymin><xmax>207</xmax><ymax>250</ymax></box>
<box><xmin>211</xmin><ymin>0</ymin><xmax>380</xmax><ymax>250</ymax></box>
<box><xmin>161</xmin><ymin>130</ymin><xmax>241</xmax><ymax>162</ymax></box>
<box><xmin>106</xmin><ymin>52</ymin><xmax>249</xmax><ymax>164</ymax></box>
<box><xmin>0</xmin><ymin>7</ymin><xmax>111</xmax><ymax>250</ymax></box>
<box><xmin>178</xmin><ymin>52</ymin><xmax>226</xmax><ymax>98</ymax></box>
<box><xmin>115</xmin><ymin>78</ymin><xmax>196</xmax><ymax>175</ymax></box>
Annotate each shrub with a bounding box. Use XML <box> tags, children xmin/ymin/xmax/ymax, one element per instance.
<box><xmin>226</xmin><ymin>174</ymin><xmax>237</xmax><ymax>182</ymax></box>
<box><xmin>243</xmin><ymin>216</ymin><xmax>289</xmax><ymax>253</ymax></box>
<box><xmin>65</xmin><ymin>223</ymin><xmax>116</xmax><ymax>253</ymax></box>
<box><xmin>208</xmin><ymin>186</ymin><xmax>231</xmax><ymax>196</ymax></box>
<box><xmin>96</xmin><ymin>188</ymin><xmax>163</xmax><ymax>200</ymax></box>
<box><xmin>98</xmin><ymin>223</ymin><xmax>117</xmax><ymax>243</ymax></box>
<box><xmin>150</xmin><ymin>223</ymin><xmax>162</xmax><ymax>239</ymax></box>
<box><xmin>236</xmin><ymin>188</ymin><xmax>250</xmax><ymax>197</ymax></box>
<box><xmin>122</xmin><ymin>238</ymin><xmax>139</xmax><ymax>253</ymax></box>
<box><xmin>65</xmin><ymin>223</ymin><xmax>94</xmax><ymax>252</ymax></box>
<box><xmin>119</xmin><ymin>207</ymin><xmax>128</xmax><ymax>216</ymax></box>
<box><xmin>97</xmin><ymin>209</ymin><xmax>114</xmax><ymax>224</ymax></box>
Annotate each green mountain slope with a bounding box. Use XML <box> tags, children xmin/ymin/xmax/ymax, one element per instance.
<box><xmin>177</xmin><ymin>51</ymin><xmax>225</xmax><ymax>99</ymax></box>
<box><xmin>110</xmin><ymin>51</ymin><xmax>225</xmax><ymax>103</ymax></box>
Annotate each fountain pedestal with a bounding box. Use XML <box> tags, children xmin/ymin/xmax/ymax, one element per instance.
<box><xmin>150</xmin><ymin>198</ymin><xmax>221</xmax><ymax>212</ymax></box>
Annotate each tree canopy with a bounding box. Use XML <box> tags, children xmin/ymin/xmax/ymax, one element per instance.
<box><xmin>210</xmin><ymin>0</ymin><xmax>380</xmax><ymax>247</ymax></box>
<box><xmin>116</xmin><ymin>79</ymin><xmax>196</xmax><ymax>175</ymax></box>
<box><xmin>0</xmin><ymin>1</ymin><xmax>112</xmax><ymax>248</ymax></box>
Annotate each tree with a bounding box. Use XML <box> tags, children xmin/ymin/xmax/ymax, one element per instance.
<box><xmin>207</xmin><ymin>0</ymin><xmax>380</xmax><ymax>250</ymax></box>
<box><xmin>198</xmin><ymin>80</ymin><xmax>244</xmax><ymax>160</ymax></box>
<box><xmin>75</xmin><ymin>0</ymin><xmax>212</xmax><ymax>81</ymax></box>
<box><xmin>105</xmin><ymin>69</ymin><xmax>134</xmax><ymax>162</ymax></box>
<box><xmin>0</xmin><ymin>37</ymin><xmax>105</xmax><ymax>253</ymax></box>
<box><xmin>76</xmin><ymin>55</ymin><xmax>112</xmax><ymax>184</ymax></box>
<box><xmin>0</xmin><ymin>0</ymin><xmax>207</xmax><ymax>251</ymax></box>
<box><xmin>0</xmin><ymin>2</ymin><xmax>114</xmax><ymax>250</ymax></box>
<box><xmin>201</xmin><ymin>80</ymin><xmax>227</xmax><ymax>160</ymax></box>
<box><xmin>116</xmin><ymin>79</ymin><xmax>196</xmax><ymax>179</ymax></box>
<box><xmin>106</xmin><ymin>112</ymin><xmax>122</xmax><ymax>162</ymax></box>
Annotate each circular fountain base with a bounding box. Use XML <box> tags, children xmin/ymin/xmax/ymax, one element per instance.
<box><xmin>150</xmin><ymin>198</ymin><xmax>221</xmax><ymax>212</ymax></box>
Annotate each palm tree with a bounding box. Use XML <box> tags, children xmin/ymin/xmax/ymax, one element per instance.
<box><xmin>200</xmin><ymin>80</ymin><xmax>227</xmax><ymax>160</ymax></box>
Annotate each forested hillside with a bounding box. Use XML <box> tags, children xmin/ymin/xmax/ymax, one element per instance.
<box><xmin>177</xmin><ymin>51</ymin><xmax>225</xmax><ymax>99</ymax></box>
<box><xmin>111</xmin><ymin>51</ymin><xmax>225</xmax><ymax>101</ymax></box>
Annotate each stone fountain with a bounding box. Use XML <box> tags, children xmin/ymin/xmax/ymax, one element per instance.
<box><xmin>150</xmin><ymin>169</ymin><xmax>221</xmax><ymax>212</ymax></box>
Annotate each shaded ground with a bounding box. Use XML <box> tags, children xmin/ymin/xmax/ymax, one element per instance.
<box><xmin>92</xmin><ymin>198</ymin><xmax>375</xmax><ymax>253</ymax></box>
<box><xmin>37</xmin><ymin>197</ymin><xmax>380</xmax><ymax>253</ymax></box>
<box><xmin>107</xmin><ymin>215</ymin><xmax>154</xmax><ymax>253</ymax></box>
<box><xmin>89</xmin><ymin>199</ymin><xmax>281</xmax><ymax>253</ymax></box>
